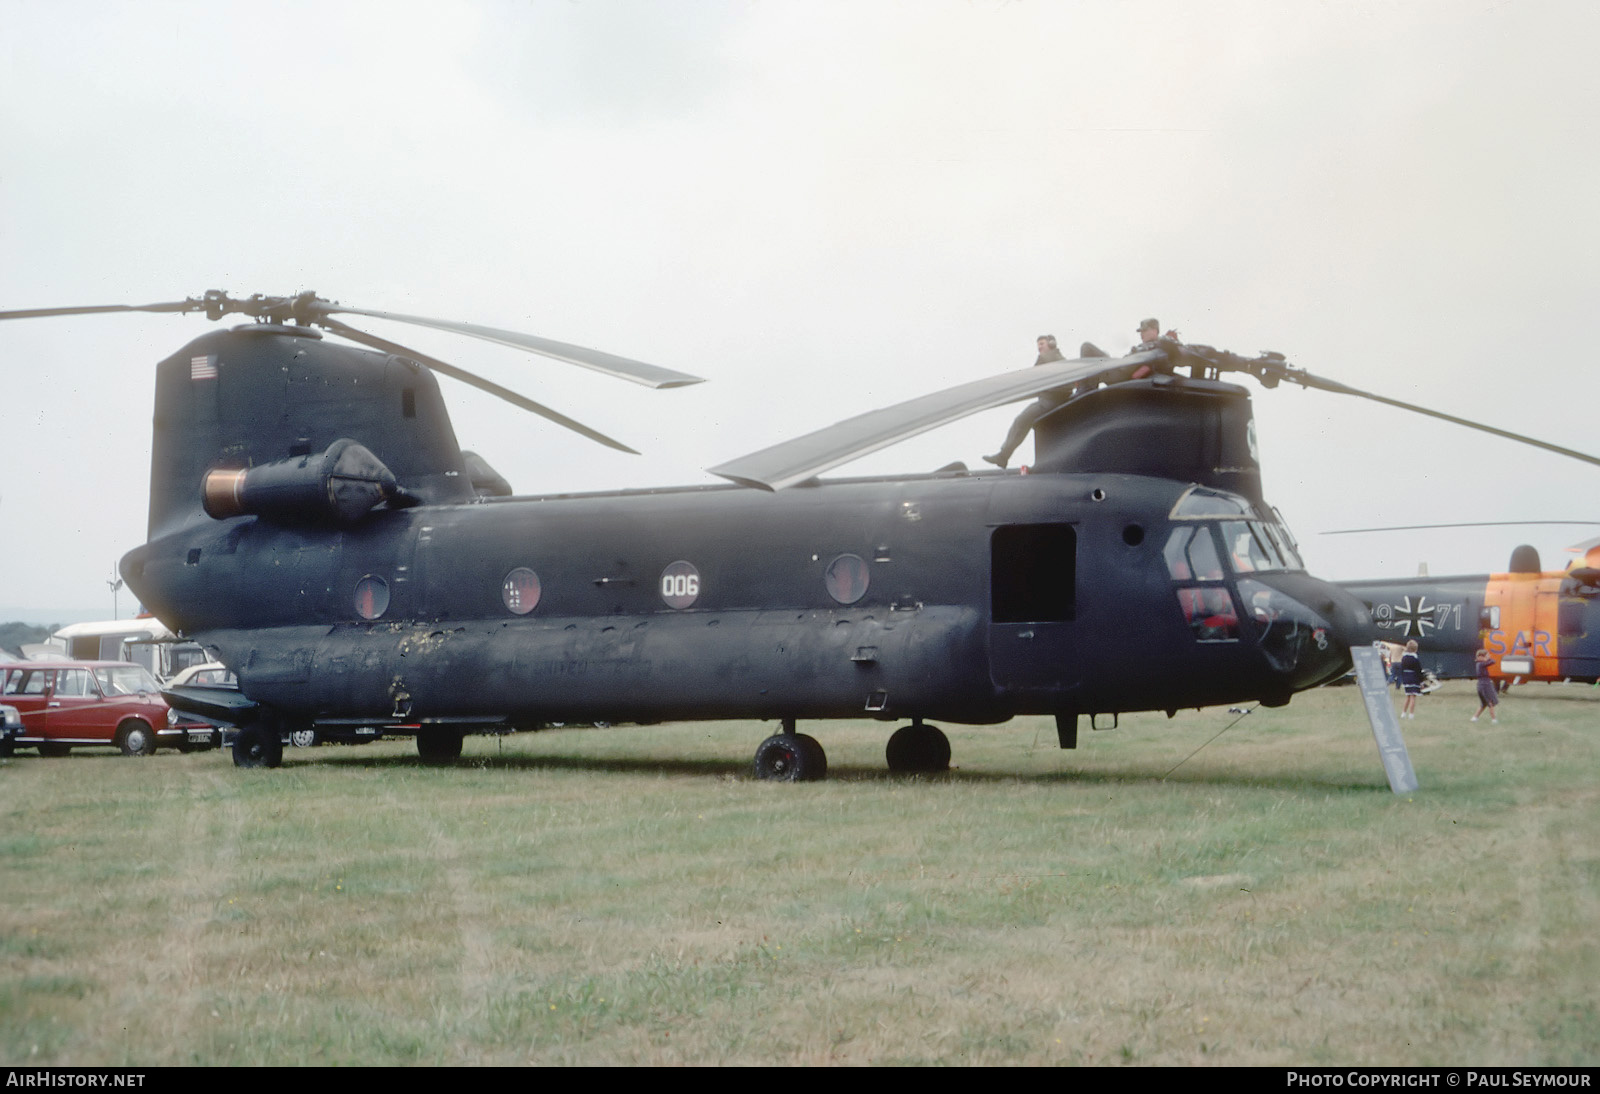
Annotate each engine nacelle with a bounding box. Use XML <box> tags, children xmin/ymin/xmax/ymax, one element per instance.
<box><xmin>202</xmin><ymin>438</ymin><xmax>409</xmax><ymax>525</ymax></box>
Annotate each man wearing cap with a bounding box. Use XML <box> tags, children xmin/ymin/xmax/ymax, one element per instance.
<box><xmin>1123</xmin><ymin>316</ymin><xmax>1185</xmax><ymax>380</ymax></box>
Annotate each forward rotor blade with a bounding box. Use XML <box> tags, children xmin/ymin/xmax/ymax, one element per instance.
<box><xmin>708</xmin><ymin>351</ymin><xmax>1165</xmax><ymax>490</ymax></box>
<box><xmin>319</xmin><ymin>318</ymin><xmax>639</xmax><ymax>455</ymax></box>
<box><xmin>322</xmin><ymin>304</ymin><xmax>704</xmax><ymax>389</ymax></box>
<box><xmin>1199</xmin><ymin>349</ymin><xmax>1600</xmax><ymax>470</ymax></box>
<box><xmin>1304</xmin><ymin>371</ymin><xmax>1600</xmax><ymax>466</ymax></box>
<box><xmin>0</xmin><ymin>299</ymin><xmax>201</xmax><ymax>321</ymax></box>
<box><xmin>1324</xmin><ymin>521</ymin><xmax>1600</xmax><ymax>535</ymax></box>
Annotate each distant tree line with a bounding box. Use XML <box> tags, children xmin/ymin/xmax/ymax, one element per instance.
<box><xmin>0</xmin><ymin>622</ymin><xmax>56</xmax><ymax>659</ymax></box>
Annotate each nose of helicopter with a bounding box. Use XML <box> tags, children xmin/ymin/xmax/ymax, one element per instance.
<box><xmin>1237</xmin><ymin>573</ymin><xmax>1371</xmax><ymax>697</ymax></box>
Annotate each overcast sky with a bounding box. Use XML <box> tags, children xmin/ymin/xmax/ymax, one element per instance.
<box><xmin>3</xmin><ymin>0</ymin><xmax>1597</xmax><ymax>622</ymax></box>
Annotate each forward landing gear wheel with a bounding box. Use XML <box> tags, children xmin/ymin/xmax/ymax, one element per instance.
<box><xmin>232</xmin><ymin>723</ymin><xmax>283</xmax><ymax>769</ymax></box>
<box><xmin>753</xmin><ymin>733</ymin><xmax>827</xmax><ymax>781</ymax></box>
<box><xmin>416</xmin><ymin>727</ymin><xmax>464</xmax><ymax>762</ymax></box>
<box><xmin>885</xmin><ymin>722</ymin><xmax>950</xmax><ymax>774</ymax></box>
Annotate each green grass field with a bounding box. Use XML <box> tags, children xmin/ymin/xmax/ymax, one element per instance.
<box><xmin>2</xmin><ymin>680</ymin><xmax>1596</xmax><ymax>1066</ymax></box>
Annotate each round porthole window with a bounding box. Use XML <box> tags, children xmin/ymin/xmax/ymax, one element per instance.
<box><xmin>502</xmin><ymin>567</ymin><xmax>541</xmax><ymax>615</ymax></box>
<box><xmin>659</xmin><ymin>560</ymin><xmax>701</xmax><ymax>609</ymax></box>
<box><xmin>824</xmin><ymin>553</ymin><xmax>870</xmax><ymax>605</ymax></box>
<box><xmin>354</xmin><ymin>575</ymin><xmax>390</xmax><ymax>620</ymax></box>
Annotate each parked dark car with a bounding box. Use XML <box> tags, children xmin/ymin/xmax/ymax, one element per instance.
<box><xmin>0</xmin><ymin>661</ymin><xmax>171</xmax><ymax>756</ymax></box>
<box><xmin>163</xmin><ymin>662</ymin><xmax>236</xmax><ymax>751</ymax></box>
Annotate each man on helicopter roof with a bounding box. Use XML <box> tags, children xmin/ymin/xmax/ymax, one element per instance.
<box><xmin>983</xmin><ymin>318</ymin><xmax>1178</xmax><ymax>469</ymax></box>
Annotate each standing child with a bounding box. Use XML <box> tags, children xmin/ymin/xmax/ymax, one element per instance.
<box><xmin>1472</xmin><ymin>649</ymin><xmax>1500</xmax><ymax>724</ymax></box>
<box><xmin>1399</xmin><ymin>640</ymin><xmax>1424</xmax><ymax>719</ymax></box>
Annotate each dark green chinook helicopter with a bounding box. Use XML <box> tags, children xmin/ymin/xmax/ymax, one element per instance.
<box><xmin>5</xmin><ymin>291</ymin><xmax>1593</xmax><ymax>778</ymax></box>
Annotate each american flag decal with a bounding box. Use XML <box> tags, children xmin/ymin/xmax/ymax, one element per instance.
<box><xmin>190</xmin><ymin>354</ymin><xmax>218</xmax><ymax>380</ymax></box>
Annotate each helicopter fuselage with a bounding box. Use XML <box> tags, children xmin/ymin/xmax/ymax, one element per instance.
<box><xmin>125</xmin><ymin>466</ymin><xmax>1355</xmax><ymax>732</ymax></box>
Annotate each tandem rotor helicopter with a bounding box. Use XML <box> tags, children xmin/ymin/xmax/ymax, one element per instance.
<box><xmin>4</xmin><ymin>290</ymin><xmax>1596</xmax><ymax>782</ymax></box>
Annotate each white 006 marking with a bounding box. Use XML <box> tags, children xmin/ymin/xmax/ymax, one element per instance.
<box><xmin>659</xmin><ymin>560</ymin><xmax>702</xmax><ymax>608</ymax></box>
<box><xmin>662</xmin><ymin>573</ymin><xmax>700</xmax><ymax>598</ymax></box>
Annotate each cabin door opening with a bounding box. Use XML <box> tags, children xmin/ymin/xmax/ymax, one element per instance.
<box><xmin>988</xmin><ymin>523</ymin><xmax>1081</xmax><ymax>690</ymax></box>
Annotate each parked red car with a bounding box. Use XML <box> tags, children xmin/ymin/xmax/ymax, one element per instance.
<box><xmin>0</xmin><ymin>661</ymin><xmax>171</xmax><ymax>756</ymax></box>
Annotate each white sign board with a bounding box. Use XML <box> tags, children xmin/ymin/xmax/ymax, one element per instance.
<box><xmin>1350</xmin><ymin>645</ymin><xmax>1419</xmax><ymax>795</ymax></box>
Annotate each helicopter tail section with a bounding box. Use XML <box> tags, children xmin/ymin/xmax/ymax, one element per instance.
<box><xmin>145</xmin><ymin>324</ymin><xmax>474</xmax><ymax>540</ymax></box>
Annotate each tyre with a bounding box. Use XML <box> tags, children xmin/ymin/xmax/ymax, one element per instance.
<box><xmin>796</xmin><ymin>733</ymin><xmax>827</xmax><ymax>780</ymax></box>
<box><xmin>232</xmin><ymin>723</ymin><xmax>284</xmax><ymax>768</ymax></box>
<box><xmin>38</xmin><ymin>742</ymin><xmax>71</xmax><ymax>758</ymax></box>
<box><xmin>885</xmin><ymin>723</ymin><xmax>951</xmax><ymax>774</ymax></box>
<box><xmin>416</xmin><ymin>727</ymin><xmax>464</xmax><ymax>762</ymax></box>
<box><xmin>117</xmin><ymin>720</ymin><xmax>157</xmax><ymax>757</ymax></box>
<box><xmin>753</xmin><ymin>733</ymin><xmax>826</xmax><ymax>781</ymax></box>
<box><xmin>288</xmin><ymin>728</ymin><xmax>319</xmax><ymax>748</ymax></box>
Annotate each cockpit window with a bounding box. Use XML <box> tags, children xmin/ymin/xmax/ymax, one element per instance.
<box><xmin>1221</xmin><ymin>520</ymin><xmax>1302</xmax><ymax>573</ymax></box>
<box><xmin>1269</xmin><ymin>507</ymin><xmax>1305</xmax><ymax>568</ymax></box>
<box><xmin>1162</xmin><ymin>526</ymin><xmax>1225</xmax><ymax>581</ymax></box>
<box><xmin>1223</xmin><ymin>521</ymin><xmax>1270</xmax><ymax>572</ymax></box>
<box><xmin>1170</xmin><ymin>486</ymin><xmax>1253</xmax><ymax>519</ymax></box>
<box><xmin>1258</xmin><ymin>521</ymin><xmax>1304</xmax><ymax>570</ymax></box>
<box><xmin>1175</xmin><ymin>587</ymin><xmax>1239</xmax><ymax>642</ymax></box>
<box><xmin>1170</xmin><ymin>490</ymin><xmax>1305</xmax><ymax>573</ymax></box>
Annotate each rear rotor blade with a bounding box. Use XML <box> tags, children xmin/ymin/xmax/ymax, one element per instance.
<box><xmin>322</xmin><ymin>304</ymin><xmax>704</xmax><ymax>389</ymax></box>
<box><xmin>2</xmin><ymin>291</ymin><xmax>705</xmax><ymax>393</ymax></box>
<box><xmin>320</xmin><ymin>318</ymin><xmax>639</xmax><ymax>455</ymax></box>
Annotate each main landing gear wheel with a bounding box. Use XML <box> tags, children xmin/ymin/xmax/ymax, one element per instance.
<box><xmin>416</xmin><ymin>727</ymin><xmax>465</xmax><ymax>762</ymax></box>
<box><xmin>232</xmin><ymin>723</ymin><xmax>284</xmax><ymax>769</ymax></box>
<box><xmin>753</xmin><ymin>733</ymin><xmax>827</xmax><ymax>782</ymax></box>
<box><xmin>885</xmin><ymin>721</ymin><xmax>950</xmax><ymax>774</ymax></box>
